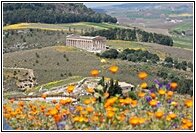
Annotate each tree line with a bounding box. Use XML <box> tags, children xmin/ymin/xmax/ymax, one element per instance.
<box><xmin>97</xmin><ymin>48</ymin><xmax>160</xmax><ymax>64</ymax></box>
<box><xmin>84</xmin><ymin>28</ymin><xmax>173</xmax><ymax>46</ymax></box>
<box><xmin>163</xmin><ymin>57</ymin><xmax>193</xmax><ymax>72</ymax></box>
<box><xmin>3</xmin><ymin>3</ymin><xmax>117</xmax><ymax>25</ymax></box>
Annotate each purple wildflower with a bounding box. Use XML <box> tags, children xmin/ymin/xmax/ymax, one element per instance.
<box><xmin>76</xmin><ymin>110</ymin><xmax>80</xmax><ymax>116</ymax></box>
<box><xmin>146</xmin><ymin>96</ymin><xmax>152</xmax><ymax>102</ymax></box>
<box><xmin>166</xmin><ymin>82</ymin><xmax>171</xmax><ymax>89</ymax></box>
<box><xmin>172</xmin><ymin>124</ymin><xmax>178</xmax><ymax>128</ymax></box>
<box><xmin>181</xmin><ymin>114</ymin><xmax>184</xmax><ymax>118</ymax></box>
<box><xmin>149</xmin><ymin>88</ymin><xmax>155</xmax><ymax>93</ymax></box>
<box><xmin>61</xmin><ymin>114</ymin><xmax>67</xmax><ymax>119</ymax></box>
<box><xmin>69</xmin><ymin>106</ymin><xmax>75</xmax><ymax>113</ymax></box>
<box><xmin>154</xmin><ymin>79</ymin><xmax>163</xmax><ymax>88</ymax></box>
<box><xmin>168</xmin><ymin>100</ymin><xmax>172</xmax><ymax>104</ymax></box>
<box><xmin>58</xmin><ymin>121</ymin><xmax>66</xmax><ymax>129</ymax></box>
<box><xmin>156</xmin><ymin>101</ymin><xmax>161</xmax><ymax>107</ymax></box>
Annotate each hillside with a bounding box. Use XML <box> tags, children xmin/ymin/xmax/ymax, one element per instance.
<box><xmin>3</xmin><ymin>3</ymin><xmax>117</xmax><ymax>25</ymax></box>
<box><xmin>3</xmin><ymin>45</ymin><xmax>193</xmax><ymax>95</ymax></box>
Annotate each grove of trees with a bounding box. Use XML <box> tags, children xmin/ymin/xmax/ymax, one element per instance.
<box><xmin>84</xmin><ymin>28</ymin><xmax>173</xmax><ymax>46</ymax></box>
<box><xmin>99</xmin><ymin>48</ymin><xmax>160</xmax><ymax>64</ymax></box>
<box><xmin>3</xmin><ymin>3</ymin><xmax>117</xmax><ymax>25</ymax></box>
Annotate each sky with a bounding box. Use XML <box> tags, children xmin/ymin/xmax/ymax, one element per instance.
<box><xmin>84</xmin><ymin>2</ymin><xmax>128</xmax><ymax>8</ymax></box>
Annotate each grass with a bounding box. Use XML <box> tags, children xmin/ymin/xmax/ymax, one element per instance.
<box><xmin>173</xmin><ymin>42</ymin><xmax>193</xmax><ymax>49</ymax></box>
<box><xmin>33</xmin><ymin>76</ymin><xmax>83</xmax><ymax>91</ymax></box>
<box><xmin>3</xmin><ymin>45</ymin><xmax>193</xmax><ymax>91</ymax></box>
<box><xmin>172</xmin><ymin>37</ymin><xmax>193</xmax><ymax>49</ymax></box>
<box><xmin>3</xmin><ymin>22</ymin><xmax>122</xmax><ymax>32</ymax></box>
<box><xmin>169</xmin><ymin>13</ymin><xmax>193</xmax><ymax>17</ymax></box>
<box><xmin>172</xmin><ymin>37</ymin><xmax>192</xmax><ymax>44</ymax></box>
<box><xmin>171</xmin><ymin>22</ymin><xmax>193</xmax><ymax>33</ymax></box>
<box><xmin>106</xmin><ymin>40</ymin><xmax>148</xmax><ymax>50</ymax></box>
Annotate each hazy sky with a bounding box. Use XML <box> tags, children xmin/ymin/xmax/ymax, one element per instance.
<box><xmin>84</xmin><ymin>3</ymin><xmax>128</xmax><ymax>8</ymax></box>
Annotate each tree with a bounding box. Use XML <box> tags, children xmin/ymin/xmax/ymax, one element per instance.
<box><xmin>101</xmin><ymin>49</ymin><xmax>118</xmax><ymax>59</ymax></box>
<box><xmin>174</xmin><ymin>60</ymin><xmax>178</xmax><ymax>65</ymax></box>
<box><xmin>165</xmin><ymin>57</ymin><xmax>173</xmax><ymax>63</ymax></box>
<box><xmin>182</xmin><ymin>61</ymin><xmax>187</xmax><ymax>66</ymax></box>
<box><xmin>165</xmin><ymin>63</ymin><xmax>173</xmax><ymax>68</ymax></box>
<box><xmin>108</xmin><ymin>78</ymin><xmax>123</xmax><ymax>97</ymax></box>
<box><xmin>181</xmin><ymin>65</ymin><xmax>187</xmax><ymax>71</ymax></box>
<box><xmin>141</xmin><ymin>57</ymin><xmax>147</xmax><ymax>62</ymax></box>
<box><xmin>35</xmin><ymin>52</ymin><xmax>40</xmax><ymax>58</ymax></box>
<box><xmin>117</xmin><ymin>53</ymin><xmax>127</xmax><ymax>60</ymax></box>
<box><xmin>188</xmin><ymin>62</ymin><xmax>193</xmax><ymax>68</ymax></box>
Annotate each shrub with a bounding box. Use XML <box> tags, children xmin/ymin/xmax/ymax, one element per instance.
<box><xmin>128</xmin><ymin>91</ymin><xmax>138</xmax><ymax>100</ymax></box>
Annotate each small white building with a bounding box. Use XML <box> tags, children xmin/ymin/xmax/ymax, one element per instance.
<box><xmin>119</xmin><ymin>82</ymin><xmax>135</xmax><ymax>95</ymax></box>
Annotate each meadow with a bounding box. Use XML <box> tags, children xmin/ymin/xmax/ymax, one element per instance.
<box><xmin>3</xmin><ymin>68</ymin><xmax>193</xmax><ymax>130</ymax></box>
<box><xmin>3</xmin><ymin>45</ymin><xmax>193</xmax><ymax>94</ymax></box>
<box><xmin>3</xmin><ymin>22</ymin><xmax>122</xmax><ymax>33</ymax></box>
<box><xmin>106</xmin><ymin>40</ymin><xmax>193</xmax><ymax>61</ymax></box>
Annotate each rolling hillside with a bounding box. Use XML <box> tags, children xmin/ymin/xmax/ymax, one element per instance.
<box><xmin>3</xmin><ymin>3</ymin><xmax>117</xmax><ymax>25</ymax></box>
<box><xmin>3</xmin><ymin>45</ymin><xmax>193</xmax><ymax>95</ymax></box>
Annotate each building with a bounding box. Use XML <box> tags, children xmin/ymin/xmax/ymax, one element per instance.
<box><xmin>66</xmin><ymin>34</ymin><xmax>106</xmax><ymax>52</ymax></box>
<box><xmin>119</xmin><ymin>82</ymin><xmax>135</xmax><ymax>96</ymax></box>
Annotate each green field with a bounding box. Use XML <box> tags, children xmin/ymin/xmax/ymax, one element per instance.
<box><xmin>106</xmin><ymin>40</ymin><xmax>149</xmax><ymax>50</ymax></box>
<box><xmin>172</xmin><ymin>37</ymin><xmax>193</xmax><ymax>49</ymax></box>
<box><xmin>172</xmin><ymin>22</ymin><xmax>193</xmax><ymax>32</ymax></box>
<box><xmin>3</xmin><ymin>22</ymin><xmax>122</xmax><ymax>32</ymax></box>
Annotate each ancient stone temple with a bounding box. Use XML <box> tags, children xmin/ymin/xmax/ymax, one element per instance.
<box><xmin>66</xmin><ymin>34</ymin><xmax>106</xmax><ymax>52</ymax></box>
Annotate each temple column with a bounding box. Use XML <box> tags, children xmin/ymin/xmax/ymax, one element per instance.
<box><xmin>81</xmin><ymin>40</ymin><xmax>83</xmax><ymax>49</ymax></box>
<box><xmin>83</xmin><ymin>40</ymin><xmax>84</xmax><ymax>49</ymax></box>
<box><xmin>97</xmin><ymin>41</ymin><xmax>99</xmax><ymax>50</ymax></box>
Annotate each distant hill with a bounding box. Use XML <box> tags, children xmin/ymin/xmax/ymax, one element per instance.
<box><xmin>92</xmin><ymin>8</ymin><xmax>106</xmax><ymax>14</ymax></box>
<box><xmin>112</xmin><ymin>3</ymin><xmax>155</xmax><ymax>8</ymax></box>
<box><xmin>109</xmin><ymin>3</ymin><xmax>193</xmax><ymax>13</ymax></box>
<box><xmin>3</xmin><ymin>3</ymin><xmax>117</xmax><ymax>25</ymax></box>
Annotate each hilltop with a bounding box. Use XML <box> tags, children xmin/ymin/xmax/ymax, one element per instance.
<box><xmin>3</xmin><ymin>3</ymin><xmax>117</xmax><ymax>25</ymax></box>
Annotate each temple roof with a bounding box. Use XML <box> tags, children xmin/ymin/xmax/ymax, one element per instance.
<box><xmin>66</xmin><ymin>34</ymin><xmax>106</xmax><ymax>40</ymax></box>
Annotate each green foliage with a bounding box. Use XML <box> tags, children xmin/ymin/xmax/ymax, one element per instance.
<box><xmin>101</xmin><ymin>49</ymin><xmax>118</xmax><ymax>59</ymax></box>
<box><xmin>63</xmin><ymin>54</ymin><xmax>66</xmax><ymax>58</ymax></box>
<box><xmin>108</xmin><ymin>78</ymin><xmax>123</xmax><ymax>97</ymax></box>
<box><xmin>128</xmin><ymin>91</ymin><xmax>138</xmax><ymax>100</ymax></box>
<box><xmin>188</xmin><ymin>62</ymin><xmax>193</xmax><ymax>68</ymax></box>
<box><xmin>103</xmin><ymin>48</ymin><xmax>159</xmax><ymax>64</ymax></box>
<box><xmin>84</xmin><ymin>28</ymin><xmax>173</xmax><ymax>46</ymax></box>
<box><xmin>97</xmin><ymin>77</ymin><xmax>123</xmax><ymax>102</ymax></box>
<box><xmin>35</xmin><ymin>52</ymin><xmax>40</xmax><ymax>58</ymax></box>
<box><xmin>164</xmin><ymin>56</ymin><xmax>173</xmax><ymax>63</ymax></box>
<box><xmin>3</xmin><ymin>3</ymin><xmax>117</xmax><ymax>25</ymax></box>
<box><xmin>156</xmin><ymin>70</ymin><xmax>193</xmax><ymax>96</ymax></box>
<box><xmin>182</xmin><ymin>61</ymin><xmax>187</xmax><ymax>66</ymax></box>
